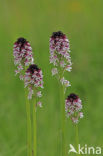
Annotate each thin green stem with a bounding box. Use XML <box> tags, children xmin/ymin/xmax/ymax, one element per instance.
<box><xmin>60</xmin><ymin>83</ymin><xmax>66</xmax><ymax>156</ymax></box>
<box><xmin>25</xmin><ymin>89</ymin><xmax>32</xmax><ymax>156</ymax></box>
<box><xmin>75</xmin><ymin>124</ymin><xmax>79</xmax><ymax>156</ymax></box>
<box><xmin>33</xmin><ymin>97</ymin><xmax>37</xmax><ymax>156</ymax></box>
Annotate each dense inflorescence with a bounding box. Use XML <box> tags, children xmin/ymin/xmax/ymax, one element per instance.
<box><xmin>24</xmin><ymin>64</ymin><xmax>43</xmax><ymax>106</ymax></box>
<box><xmin>13</xmin><ymin>38</ymin><xmax>44</xmax><ymax>104</ymax></box>
<box><xmin>13</xmin><ymin>37</ymin><xmax>34</xmax><ymax>79</ymax></box>
<box><xmin>49</xmin><ymin>31</ymin><xmax>72</xmax><ymax>89</ymax></box>
<box><xmin>65</xmin><ymin>93</ymin><xmax>83</xmax><ymax>124</ymax></box>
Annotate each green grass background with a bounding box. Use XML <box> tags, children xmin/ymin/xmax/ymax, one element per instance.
<box><xmin>0</xmin><ymin>0</ymin><xmax>103</xmax><ymax>155</ymax></box>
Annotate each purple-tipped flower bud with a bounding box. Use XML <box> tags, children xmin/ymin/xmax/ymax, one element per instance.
<box><xmin>13</xmin><ymin>37</ymin><xmax>34</xmax><ymax>77</ymax></box>
<box><xmin>50</xmin><ymin>31</ymin><xmax>70</xmax><ymax>53</ymax></box>
<box><xmin>24</xmin><ymin>64</ymin><xmax>43</xmax><ymax>102</ymax></box>
<box><xmin>65</xmin><ymin>93</ymin><xmax>83</xmax><ymax>124</ymax></box>
<box><xmin>49</xmin><ymin>31</ymin><xmax>72</xmax><ymax>88</ymax></box>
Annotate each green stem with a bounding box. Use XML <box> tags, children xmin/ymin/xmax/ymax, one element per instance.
<box><xmin>25</xmin><ymin>90</ymin><xmax>32</xmax><ymax>156</ymax></box>
<box><xmin>75</xmin><ymin>124</ymin><xmax>79</xmax><ymax>156</ymax></box>
<box><xmin>33</xmin><ymin>97</ymin><xmax>37</xmax><ymax>156</ymax></box>
<box><xmin>60</xmin><ymin>83</ymin><xmax>66</xmax><ymax>156</ymax></box>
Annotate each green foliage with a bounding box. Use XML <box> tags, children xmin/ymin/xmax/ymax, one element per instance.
<box><xmin>0</xmin><ymin>0</ymin><xmax>103</xmax><ymax>155</ymax></box>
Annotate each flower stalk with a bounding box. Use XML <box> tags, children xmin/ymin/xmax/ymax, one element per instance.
<box><xmin>33</xmin><ymin>96</ymin><xmax>37</xmax><ymax>156</ymax></box>
<box><xmin>60</xmin><ymin>83</ymin><xmax>66</xmax><ymax>156</ymax></box>
<box><xmin>25</xmin><ymin>89</ymin><xmax>32</xmax><ymax>156</ymax></box>
<box><xmin>13</xmin><ymin>38</ymin><xmax>44</xmax><ymax>156</ymax></box>
<box><xmin>75</xmin><ymin>124</ymin><xmax>79</xmax><ymax>156</ymax></box>
<box><xmin>25</xmin><ymin>64</ymin><xmax>43</xmax><ymax>156</ymax></box>
<box><xmin>49</xmin><ymin>31</ymin><xmax>72</xmax><ymax>156</ymax></box>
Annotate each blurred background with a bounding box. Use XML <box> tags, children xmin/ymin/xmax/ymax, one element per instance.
<box><xmin>0</xmin><ymin>0</ymin><xmax>103</xmax><ymax>156</ymax></box>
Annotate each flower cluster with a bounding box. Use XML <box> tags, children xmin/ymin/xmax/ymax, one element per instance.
<box><xmin>13</xmin><ymin>38</ymin><xmax>44</xmax><ymax>104</ymax></box>
<box><xmin>24</xmin><ymin>64</ymin><xmax>43</xmax><ymax>106</ymax></box>
<box><xmin>13</xmin><ymin>37</ymin><xmax>34</xmax><ymax>79</ymax></box>
<box><xmin>49</xmin><ymin>31</ymin><xmax>72</xmax><ymax>88</ymax></box>
<box><xmin>65</xmin><ymin>93</ymin><xmax>83</xmax><ymax>124</ymax></box>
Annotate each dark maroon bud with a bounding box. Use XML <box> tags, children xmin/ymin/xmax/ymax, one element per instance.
<box><xmin>27</xmin><ymin>64</ymin><xmax>39</xmax><ymax>74</ymax></box>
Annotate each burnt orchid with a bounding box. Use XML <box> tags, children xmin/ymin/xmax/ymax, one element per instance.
<box><xmin>12</xmin><ymin>32</ymin><xmax>84</xmax><ymax>156</ymax></box>
<box><xmin>49</xmin><ymin>31</ymin><xmax>72</xmax><ymax>156</ymax></box>
<box><xmin>13</xmin><ymin>37</ymin><xmax>34</xmax><ymax>80</ymax></box>
<box><xmin>65</xmin><ymin>93</ymin><xmax>83</xmax><ymax>124</ymax></box>
<box><xmin>65</xmin><ymin>93</ymin><xmax>84</xmax><ymax>155</ymax></box>
<box><xmin>49</xmin><ymin>31</ymin><xmax>72</xmax><ymax>89</ymax></box>
<box><xmin>25</xmin><ymin>64</ymin><xmax>43</xmax><ymax>105</ymax></box>
<box><xmin>13</xmin><ymin>38</ymin><xmax>44</xmax><ymax>156</ymax></box>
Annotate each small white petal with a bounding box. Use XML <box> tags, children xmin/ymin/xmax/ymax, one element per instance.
<box><xmin>37</xmin><ymin>91</ymin><xmax>42</xmax><ymax>97</ymax></box>
<box><xmin>51</xmin><ymin>68</ymin><xmax>58</xmax><ymax>76</ymax></box>
<box><xmin>37</xmin><ymin>101</ymin><xmax>42</xmax><ymax>107</ymax></box>
<box><xmin>79</xmin><ymin>112</ymin><xmax>84</xmax><ymax>118</ymax></box>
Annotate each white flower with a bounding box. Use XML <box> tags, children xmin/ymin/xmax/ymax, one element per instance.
<box><xmin>15</xmin><ymin>70</ymin><xmax>19</xmax><ymax>75</ymax></box>
<box><xmin>60</xmin><ymin>61</ymin><xmax>66</xmax><ymax>67</ymax></box>
<box><xmin>60</xmin><ymin>77</ymin><xmax>71</xmax><ymax>87</ymax></box>
<box><xmin>60</xmin><ymin>77</ymin><xmax>65</xmax><ymax>85</ymax></box>
<box><xmin>37</xmin><ymin>91</ymin><xmax>42</xmax><ymax>97</ymax></box>
<box><xmin>65</xmin><ymin>65</ymin><xmax>72</xmax><ymax>72</ymax></box>
<box><xmin>19</xmin><ymin>75</ymin><xmax>24</xmax><ymax>80</ymax></box>
<box><xmin>37</xmin><ymin>101</ymin><xmax>42</xmax><ymax>107</ymax></box>
<box><xmin>17</xmin><ymin>64</ymin><xmax>23</xmax><ymax>71</ymax></box>
<box><xmin>51</xmin><ymin>68</ymin><xmax>58</xmax><ymax>76</ymax></box>
<box><xmin>63</xmin><ymin>80</ymin><xmax>71</xmax><ymax>87</ymax></box>
<box><xmin>79</xmin><ymin>112</ymin><xmax>84</xmax><ymax>118</ymax></box>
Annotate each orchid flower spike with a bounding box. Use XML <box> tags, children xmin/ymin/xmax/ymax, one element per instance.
<box><xmin>24</xmin><ymin>64</ymin><xmax>44</xmax><ymax>106</ymax></box>
<box><xmin>65</xmin><ymin>93</ymin><xmax>83</xmax><ymax>124</ymax></box>
<box><xmin>13</xmin><ymin>37</ymin><xmax>34</xmax><ymax>80</ymax></box>
<box><xmin>49</xmin><ymin>31</ymin><xmax>72</xmax><ymax>90</ymax></box>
